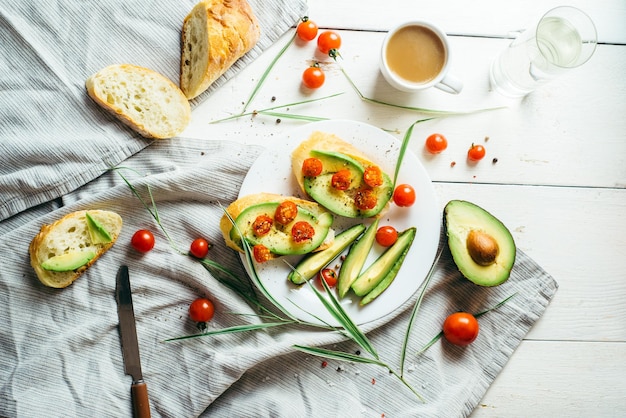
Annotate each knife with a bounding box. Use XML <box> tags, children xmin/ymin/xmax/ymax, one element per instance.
<box><xmin>116</xmin><ymin>265</ymin><xmax>151</xmax><ymax>418</ymax></box>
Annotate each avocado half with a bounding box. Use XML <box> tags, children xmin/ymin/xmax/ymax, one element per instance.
<box><xmin>444</xmin><ymin>200</ymin><xmax>516</xmax><ymax>286</ymax></box>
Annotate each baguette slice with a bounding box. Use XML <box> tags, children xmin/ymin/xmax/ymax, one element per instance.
<box><xmin>181</xmin><ymin>0</ymin><xmax>261</xmax><ymax>100</ymax></box>
<box><xmin>29</xmin><ymin>210</ymin><xmax>123</xmax><ymax>288</ymax></box>
<box><xmin>86</xmin><ymin>64</ymin><xmax>191</xmax><ymax>139</ymax></box>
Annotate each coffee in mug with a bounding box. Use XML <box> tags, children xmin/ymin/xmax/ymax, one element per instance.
<box><xmin>380</xmin><ymin>21</ymin><xmax>463</xmax><ymax>94</ymax></box>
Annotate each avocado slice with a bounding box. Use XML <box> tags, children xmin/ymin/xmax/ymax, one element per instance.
<box><xmin>351</xmin><ymin>227</ymin><xmax>416</xmax><ymax>303</ymax></box>
<box><xmin>41</xmin><ymin>250</ymin><xmax>96</xmax><ymax>272</ymax></box>
<box><xmin>288</xmin><ymin>223</ymin><xmax>365</xmax><ymax>285</ymax></box>
<box><xmin>230</xmin><ymin>202</ymin><xmax>333</xmax><ymax>256</ymax></box>
<box><xmin>337</xmin><ymin>218</ymin><xmax>379</xmax><ymax>298</ymax></box>
<box><xmin>303</xmin><ymin>150</ymin><xmax>393</xmax><ymax>218</ymax></box>
<box><xmin>444</xmin><ymin>200</ymin><xmax>516</xmax><ymax>286</ymax></box>
<box><xmin>85</xmin><ymin>212</ymin><xmax>113</xmax><ymax>244</ymax></box>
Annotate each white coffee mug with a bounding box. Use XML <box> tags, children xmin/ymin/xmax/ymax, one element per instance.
<box><xmin>380</xmin><ymin>21</ymin><xmax>463</xmax><ymax>94</ymax></box>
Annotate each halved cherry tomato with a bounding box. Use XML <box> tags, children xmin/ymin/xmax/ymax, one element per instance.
<box><xmin>317</xmin><ymin>268</ymin><xmax>338</xmax><ymax>288</ymax></box>
<box><xmin>302</xmin><ymin>157</ymin><xmax>323</xmax><ymax>177</ymax></box>
<box><xmin>302</xmin><ymin>64</ymin><xmax>325</xmax><ymax>89</ymax></box>
<box><xmin>252</xmin><ymin>215</ymin><xmax>273</xmax><ymax>236</ymax></box>
<box><xmin>467</xmin><ymin>144</ymin><xmax>486</xmax><ymax>161</ymax></box>
<box><xmin>375</xmin><ymin>225</ymin><xmax>398</xmax><ymax>247</ymax></box>
<box><xmin>393</xmin><ymin>184</ymin><xmax>416</xmax><ymax>207</ymax></box>
<box><xmin>317</xmin><ymin>30</ymin><xmax>341</xmax><ymax>54</ymax></box>
<box><xmin>131</xmin><ymin>229</ymin><xmax>155</xmax><ymax>253</ymax></box>
<box><xmin>189</xmin><ymin>237</ymin><xmax>210</xmax><ymax>258</ymax></box>
<box><xmin>275</xmin><ymin>201</ymin><xmax>298</xmax><ymax>225</ymax></box>
<box><xmin>296</xmin><ymin>17</ymin><xmax>318</xmax><ymax>41</ymax></box>
<box><xmin>189</xmin><ymin>298</ymin><xmax>215</xmax><ymax>323</ymax></box>
<box><xmin>425</xmin><ymin>133</ymin><xmax>448</xmax><ymax>154</ymax></box>
<box><xmin>443</xmin><ymin>312</ymin><xmax>479</xmax><ymax>346</ymax></box>
<box><xmin>331</xmin><ymin>169</ymin><xmax>352</xmax><ymax>190</ymax></box>
<box><xmin>253</xmin><ymin>244</ymin><xmax>272</xmax><ymax>263</ymax></box>
<box><xmin>291</xmin><ymin>221</ymin><xmax>315</xmax><ymax>243</ymax></box>
<box><xmin>354</xmin><ymin>189</ymin><xmax>377</xmax><ymax>210</ymax></box>
<box><xmin>363</xmin><ymin>166</ymin><xmax>383</xmax><ymax>188</ymax></box>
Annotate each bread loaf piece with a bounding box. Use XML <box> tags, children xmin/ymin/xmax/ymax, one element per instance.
<box><xmin>86</xmin><ymin>64</ymin><xmax>191</xmax><ymax>139</ymax></box>
<box><xmin>181</xmin><ymin>0</ymin><xmax>261</xmax><ymax>100</ymax></box>
<box><xmin>29</xmin><ymin>210</ymin><xmax>123</xmax><ymax>288</ymax></box>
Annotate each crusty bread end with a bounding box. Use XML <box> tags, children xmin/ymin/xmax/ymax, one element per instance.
<box><xmin>180</xmin><ymin>0</ymin><xmax>261</xmax><ymax>100</ymax></box>
<box><xmin>29</xmin><ymin>210</ymin><xmax>123</xmax><ymax>288</ymax></box>
<box><xmin>86</xmin><ymin>64</ymin><xmax>191</xmax><ymax>139</ymax></box>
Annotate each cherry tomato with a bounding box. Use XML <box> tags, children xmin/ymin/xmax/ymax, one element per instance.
<box><xmin>317</xmin><ymin>268</ymin><xmax>338</xmax><ymax>288</ymax></box>
<box><xmin>317</xmin><ymin>30</ymin><xmax>341</xmax><ymax>54</ymax></box>
<box><xmin>392</xmin><ymin>184</ymin><xmax>416</xmax><ymax>207</ymax></box>
<box><xmin>375</xmin><ymin>225</ymin><xmax>398</xmax><ymax>247</ymax></box>
<box><xmin>467</xmin><ymin>144</ymin><xmax>486</xmax><ymax>161</ymax></box>
<box><xmin>302</xmin><ymin>64</ymin><xmax>325</xmax><ymax>89</ymax></box>
<box><xmin>291</xmin><ymin>221</ymin><xmax>315</xmax><ymax>243</ymax></box>
<box><xmin>296</xmin><ymin>17</ymin><xmax>318</xmax><ymax>41</ymax></box>
<box><xmin>131</xmin><ymin>229</ymin><xmax>155</xmax><ymax>253</ymax></box>
<box><xmin>189</xmin><ymin>298</ymin><xmax>215</xmax><ymax>323</ymax></box>
<box><xmin>253</xmin><ymin>244</ymin><xmax>272</xmax><ymax>263</ymax></box>
<box><xmin>354</xmin><ymin>189</ymin><xmax>377</xmax><ymax>210</ymax></box>
<box><xmin>331</xmin><ymin>169</ymin><xmax>352</xmax><ymax>190</ymax></box>
<box><xmin>252</xmin><ymin>215</ymin><xmax>273</xmax><ymax>237</ymax></box>
<box><xmin>443</xmin><ymin>312</ymin><xmax>479</xmax><ymax>346</ymax></box>
<box><xmin>363</xmin><ymin>166</ymin><xmax>383</xmax><ymax>188</ymax></box>
<box><xmin>302</xmin><ymin>157</ymin><xmax>323</xmax><ymax>177</ymax></box>
<box><xmin>189</xmin><ymin>237</ymin><xmax>210</xmax><ymax>258</ymax></box>
<box><xmin>425</xmin><ymin>133</ymin><xmax>448</xmax><ymax>154</ymax></box>
<box><xmin>275</xmin><ymin>201</ymin><xmax>298</xmax><ymax>225</ymax></box>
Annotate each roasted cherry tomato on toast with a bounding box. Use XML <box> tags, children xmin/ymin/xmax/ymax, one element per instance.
<box><xmin>331</xmin><ymin>169</ymin><xmax>352</xmax><ymax>190</ymax></box>
<box><xmin>189</xmin><ymin>237</ymin><xmax>210</xmax><ymax>258</ymax></box>
<box><xmin>291</xmin><ymin>221</ymin><xmax>315</xmax><ymax>243</ymax></box>
<box><xmin>131</xmin><ymin>229</ymin><xmax>155</xmax><ymax>253</ymax></box>
<box><xmin>275</xmin><ymin>201</ymin><xmax>298</xmax><ymax>225</ymax></box>
<box><xmin>317</xmin><ymin>30</ymin><xmax>341</xmax><ymax>54</ymax></box>
<box><xmin>253</xmin><ymin>244</ymin><xmax>272</xmax><ymax>263</ymax></box>
<box><xmin>252</xmin><ymin>215</ymin><xmax>273</xmax><ymax>237</ymax></box>
<box><xmin>392</xmin><ymin>184</ymin><xmax>416</xmax><ymax>207</ymax></box>
<box><xmin>443</xmin><ymin>312</ymin><xmax>479</xmax><ymax>346</ymax></box>
<box><xmin>354</xmin><ymin>189</ymin><xmax>378</xmax><ymax>210</ymax></box>
<box><xmin>425</xmin><ymin>133</ymin><xmax>448</xmax><ymax>154</ymax></box>
<box><xmin>363</xmin><ymin>166</ymin><xmax>383</xmax><ymax>188</ymax></box>
<box><xmin>296</xmin><ymin>17</ymin><xmax>318</xmax><ymax>41</ymax></box>
<box><xmin>189</xmin><ymin>298</ymin><xmax>215</xmax><ymax>323</ymax></box>
<box><xmin>302</xmin><ymin>157</ymin><xmax>323</xmax><ymax>177</ymax></box>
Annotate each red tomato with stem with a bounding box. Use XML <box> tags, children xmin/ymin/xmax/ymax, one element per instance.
<box><xmin>302</xmin><ymin>64</ymin><xmax>325</xmax><ymax>89</ymax></box>
<box><xmin>467</xmin><ymin>144</ymin><xmax>486</xmax><ymax>161</ymax></box>
<box><xmin>375</xmin><ymin>226</ymin><xmax>398</xmax><ymax>247</ymax></box>
<box><xmin>296</xmin><ymin>17</ymin><xmax>318</xmax><ymax>41</ymax></box>
<box><xmin>131</xmin><ymin>229</ymin><xmax>155</xmax><ymax>253</ymax></box>
<box><xmin>189</xmin><ymin>298</ymin><xmax>215</xmax><ymax>323</ymax></box>
<box><xmin>317</xmin><ymin>31</ymin><xmax>341</xmax><ymax>54</ymax></box>
<box><xmin>443</xmin><ymin>312</ymin><xmax>479</xmax><ymax>346</ymax></box>
<box><xmin>317</xmin><ymin>268</ymin><xmax>338</xmax><ymax>288</ymax></box>
<box><xmin>393</xmin><ymin>184</ymin><xmax>416</xmax><ymax>207</ymax></box>
<box><xmin>425</xmin><ymin>133</ymin><xmax>448</xmax><ymax>154</ymax></box>
<box><xmin>189</xmin><ymin>238</ymin><xmax>210</xmax><ymax>258</ymax></box>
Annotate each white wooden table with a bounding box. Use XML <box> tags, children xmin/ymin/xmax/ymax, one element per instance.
<box><xmin>183</xmin><ymin>1</ymin><xmax>626</xmax><ymax>415</ymax></box>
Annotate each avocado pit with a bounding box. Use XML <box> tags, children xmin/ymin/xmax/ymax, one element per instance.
<box><xmin>466</xmin><ymin>229</ymin><xmax>499</xmax><ymax>266</ymax></box>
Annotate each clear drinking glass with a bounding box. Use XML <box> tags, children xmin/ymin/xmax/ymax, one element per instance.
<box><xmin>490</xmin><ymin>6</ymin><xmax>597</xmax><ymax>97</ymax></box>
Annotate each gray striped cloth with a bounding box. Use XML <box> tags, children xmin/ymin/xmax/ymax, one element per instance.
<box><xmin>0</xmin><ymin>0</ymin><xmax>306</xmax><ymax>222</ymax></box>
<box><xmin>0</xmin><ymin>137</ymin><xmax>558</xmax><ymax>417</ymax></box>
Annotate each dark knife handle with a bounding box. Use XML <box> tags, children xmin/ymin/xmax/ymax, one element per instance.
<box><xmin>131</xmin><ymin>381</ymin><xmax>151</xmax><ymax>418</ymax></box>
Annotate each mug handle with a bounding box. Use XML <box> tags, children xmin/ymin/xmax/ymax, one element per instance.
<box><xmin>435</xmin><ymin>73</ymin><xmax>463</xmax><ymax>94</ymax></box>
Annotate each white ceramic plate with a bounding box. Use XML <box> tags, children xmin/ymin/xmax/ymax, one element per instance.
<box><xmin>238</xmin><ymin>120</ymin><xmax>440</xmax><ymax>326</ymax></box>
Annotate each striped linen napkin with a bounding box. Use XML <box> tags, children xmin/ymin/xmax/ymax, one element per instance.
<box><xmin>0</xmin><ymin>137</ymin><xmax>558</xmax><ymax>417</ymax></box>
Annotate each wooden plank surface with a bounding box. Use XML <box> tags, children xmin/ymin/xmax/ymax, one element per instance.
<box><xmin>183</xmin><ymin>1</ymin><xmax>626</xmax><ymax>415</ymax></box>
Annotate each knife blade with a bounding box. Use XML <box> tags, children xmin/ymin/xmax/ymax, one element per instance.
<box><xmin>116</xmin><ymin>265</ymin><xmax>151</xmax><ymax>418</ymax></box>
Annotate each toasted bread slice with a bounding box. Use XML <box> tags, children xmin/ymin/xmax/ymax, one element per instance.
<box><xmin>180</xmin><ymin>0</ymin><xmax>261</xmax><ymax>100</ymax></box>
<box><xmin>86</xmin><ymin>64</ymin><xmax>191</xmax><ymax>139</ymax></box>
<box><xmin>29</xmin><ymin>210</ymin><xmax>123</xmax><ymax>288</ymax></box>
<box><xmin>219</xmin><ymin>193</ymin><xmax>335</xmax><ymax>258</ymax></box>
